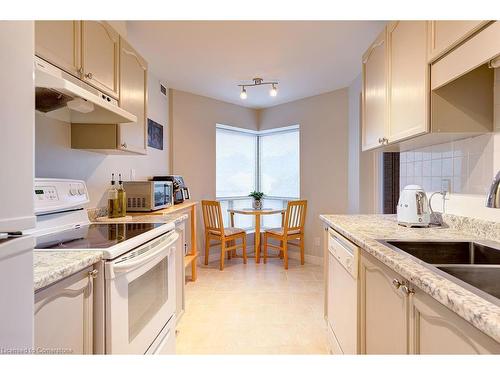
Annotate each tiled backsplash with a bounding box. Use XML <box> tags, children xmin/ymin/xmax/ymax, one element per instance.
<box><xmin>400</xmin><ymin>133</ymin><xmax>497</xmax><ymax>194</ymax></box>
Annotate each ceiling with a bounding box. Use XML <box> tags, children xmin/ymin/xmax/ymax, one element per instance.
<box><xmin>127</xmin><ymin>21</ymin><xmax>386</xmax><ymax>109</ymax></box>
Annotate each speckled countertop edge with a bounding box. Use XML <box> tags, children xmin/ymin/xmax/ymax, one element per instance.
<box><xmin>34</xmin><ymin>251</ymin><xmax>103</xmax><ymax>291</ymax></box>
<box><xmin>319</xmin><ymin>214</ymin><xmax>500</xmax><ymax>343</ymax></box>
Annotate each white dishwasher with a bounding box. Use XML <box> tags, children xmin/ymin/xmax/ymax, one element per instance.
<box><xmin>327</xmin><ymin>228</ymin><xmax>359</xmax><ymax>354</ymax></box>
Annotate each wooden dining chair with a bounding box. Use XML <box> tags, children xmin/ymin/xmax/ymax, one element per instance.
<box><xmin>263</xmin><ymin>200</ymin><xmax>307</xmax><ymax>269</ymax></box>
<box><xmin>202</xmin><ymin>200</ymin><xmax>247</xmax><ymax>270</ymax></box>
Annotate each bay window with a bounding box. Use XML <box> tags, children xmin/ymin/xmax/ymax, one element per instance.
<box><xmin>216</xmin><ymin>124</ymin><xmax>300</xmax><ymax>229</ymax></box>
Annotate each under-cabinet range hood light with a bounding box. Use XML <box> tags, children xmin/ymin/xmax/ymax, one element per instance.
<box><xmin>34</xmin><ymin>56</ymin><xmax>136</xmax><ymax>124</ymax></box>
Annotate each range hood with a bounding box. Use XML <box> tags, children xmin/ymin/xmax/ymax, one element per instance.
<box><xmin>34</xmin><ymin>56</ymin><xmax>136</xmax><ymax>124</ymax></box>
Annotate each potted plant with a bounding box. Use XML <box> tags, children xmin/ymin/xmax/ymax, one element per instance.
<box><xmin>249</xmin><ymin>191</ymin><xmax>264</xmax><ymax>209</ymax></box>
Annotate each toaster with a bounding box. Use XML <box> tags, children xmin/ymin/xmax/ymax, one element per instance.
<box><xmin>397</xmin><ymin>185</ymin><xmax>430</xmax><ymax>227</ymax></box>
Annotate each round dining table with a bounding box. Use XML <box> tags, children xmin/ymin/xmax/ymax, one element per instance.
<box><xmin>227</xmin><ymin>207</ymin><xmax>285</xmax><ymax>263</ymax></box>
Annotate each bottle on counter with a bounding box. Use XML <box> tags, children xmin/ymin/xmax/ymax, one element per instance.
<box><xmin>117</xmin><ymin>173</ymin><xmax>127</xmax><ymax>217</ymax></box>
<box><xmin>107</xmin><ymin>173</ymin><xmax>119</xmax><ymax>218</ymax></box>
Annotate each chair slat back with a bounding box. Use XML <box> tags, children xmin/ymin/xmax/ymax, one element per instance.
<box><xmin>284</xmin><ymin>200</ymin><xmax>307</xmax><ymax>233</ymax></box>
<box><xmin>202</xmin><ymin>200</ymin><xmax>224</xmax><ymax>235</ymax></box>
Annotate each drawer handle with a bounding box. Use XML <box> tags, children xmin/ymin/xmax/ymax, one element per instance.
<box><xmin>85</xmin><ymin>72</ymin><xmax>93</xmax><ymax>79</ymax></box>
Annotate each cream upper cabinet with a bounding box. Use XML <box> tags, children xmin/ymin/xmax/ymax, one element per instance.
<box><xmin>71</xmin><ymin>35</ymin><xmax>149</xmax><ymax>155</ymax></box>
<box><xmin>35</xmin><ymin>21</ymin><xmax>81</xmax><ymax>77</ymax></box>
<box><xmin>387</xmin><ymin>21</ymin><xmax>429</xmax><ymax>143</ymax></box>
<box><xmin>35</xmin><ymin>267</ymin><xmax>95</xmax><ymax>354</ymax></box>
<box><xmin>410</xmin><ymin>287</ymin><xmax>500</xmax><ymax>354</ymax></box>
<box><xmin>81</xmin><ymin>21</ymin><xmax>120</xmax><ymax>99</ymax></box>
<box><xmin>117</xmin><ymin>37</ymin><xmax>147</xmax><ymax>154</ymax></box>
<box><xmin>361</xmin><ymin>29</ymin><xmax>387</xmax><ymax>151</ymax></box>
<box><xmin>428</xmin><ymin>21</ymin><xmax>489</xmax><ymax>62</ymax></box>
<box><xmin>359</xmin><ymin>252</ymin><xmax>409</xmax><ymax>354</ymax></box>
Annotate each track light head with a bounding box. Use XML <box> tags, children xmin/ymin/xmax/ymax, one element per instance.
<box><xmin>240</xmin><ymin>86</ymin><xmax>247</xmax><ymax>100</ymax></box>
<box><xmin>270</xmin><ymin>83</ymin><xmax>278</xmax><ymax>97</ymax></box>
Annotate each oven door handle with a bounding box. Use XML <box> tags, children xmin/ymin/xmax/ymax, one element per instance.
<box><xmin>112</xmin><ymin>231</ymin><xmax>179</xmax><ymax>273</ymax></box>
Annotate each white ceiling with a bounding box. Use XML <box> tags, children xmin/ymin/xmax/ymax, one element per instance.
<box><xmin>127</xmin><ymin>21</ymin><xmax>386</xmax><ymax>109</ymax></box>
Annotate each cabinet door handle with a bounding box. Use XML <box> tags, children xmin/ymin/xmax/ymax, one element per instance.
<box><xmin>121</xmin><ymin>142</ymin><xmax>127</xmax><ymax>148</ymax></box>
<box><xmin>401</xmin><ymin>285</ymin><xmax>415</xmax><ymax>296</ymax></box>
<box><xmin>392</xmin><ymin>278</ymin><xmax>403</xmax><ymax>289</ymax></box>
<box><xmin>379</xmin><ymin>137</ymin><xmax>389</xmax><ymax>145</ymax></box>
<box><xmin>88</xmin><ymin>269</ymin><xmax>98</xmax><ymax>279</ymax></box>
<box><xmin>85</xmin><ymin>72</ymin><xmax>93</xmax><ymax>79</ymax></box>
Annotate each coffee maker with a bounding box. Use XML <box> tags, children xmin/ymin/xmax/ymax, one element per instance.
<box><xmin>152</xmin><ymin>175</ymin><xmax>189</xmax><ymax>205</ymax></box>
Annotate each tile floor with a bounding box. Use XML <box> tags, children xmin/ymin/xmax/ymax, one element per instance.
<box><xmin>175</xmin><ymin>257</ymin><xmax>328</xmax><ymax>354</ymax></box>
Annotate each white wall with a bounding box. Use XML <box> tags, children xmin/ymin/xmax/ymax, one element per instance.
<box><xmin>258</xmin><ymin>89</ymin><xmax>349</xmax><ymax>259</ymax></box>
<box><xmin>35</xmin><ymin>71</ymin><xmax>170</xmax><ymax>208</ymax></box>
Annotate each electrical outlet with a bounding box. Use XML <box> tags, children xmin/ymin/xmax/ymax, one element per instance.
<box><xmin>314</xmin><ymin>237</ymin><xmax>320</xmax><ymax>247</ymax></box>
<box><xmin>129</xmin><ymin>168</ymin><xmax>136</xmax><ymax>181</ymax></box>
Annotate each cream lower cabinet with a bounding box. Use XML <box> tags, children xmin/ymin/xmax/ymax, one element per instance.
<box><xmin>34</xmin><ymin>267</ymin><xmax>95</xmax><ymax>354</ymax></box>
<box><xmin>360</xmin><ymin>250</ymin><xmax>500</xmax><ymax>354</ymax></box>
<box><xmin>359</xmin><ymin>251</ymin><xmax>409</xmax><ymax>354</ymax></box>
<box><xmin>409</xmin><ymin>287</ymin><xmax>500</xmax><ymax>354</ymax></box>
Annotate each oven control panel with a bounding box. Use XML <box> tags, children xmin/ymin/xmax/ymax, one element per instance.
<box><xmin>34</xmin><ymin>178</ymin><xmax>89</xmax><ymax>215</ymax></box>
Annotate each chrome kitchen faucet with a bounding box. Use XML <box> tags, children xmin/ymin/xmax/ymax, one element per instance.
<box><xmin>486</xmin><ymin>170</ymin><xmax>500</xmax><ymax>208</ymax></box>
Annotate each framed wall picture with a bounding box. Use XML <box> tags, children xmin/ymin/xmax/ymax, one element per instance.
<box><xmin>147</xmin><ymin>118</ymin><xmax>164</xmax><ymax>150</ymax></box>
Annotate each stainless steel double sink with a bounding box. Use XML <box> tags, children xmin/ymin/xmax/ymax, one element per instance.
<box><xmin>380</xmin><ymin>240</ymin><xmax>500</xmax><ymax>305</ymax></box>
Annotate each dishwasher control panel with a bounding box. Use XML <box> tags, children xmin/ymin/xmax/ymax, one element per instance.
<box><xmin>328</xmin><ymin>228</ymin><xmax>359</xmax><ymax>278</ymax></box>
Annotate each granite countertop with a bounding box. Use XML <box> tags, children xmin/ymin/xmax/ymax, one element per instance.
<box><xmin>319</xmin><ymin>214</ymin><xmax>500</xmax><ymax>343</ymax></box>
<box><xmin>34</xmin><ymin>251</ymin><xmax>103</xmax><ymax>291</ymax></box>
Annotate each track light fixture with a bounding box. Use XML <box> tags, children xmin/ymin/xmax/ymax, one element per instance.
<box><xmin>238</xmin><ymin>78</ymin><xmax>279</xmax><ymax>100</ymax></box>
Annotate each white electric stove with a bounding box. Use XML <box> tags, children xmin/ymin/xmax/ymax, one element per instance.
<box><xmin>29</xmin><ymin>178</ymin><xmax>177</xmax><ymax>354</ymax></box>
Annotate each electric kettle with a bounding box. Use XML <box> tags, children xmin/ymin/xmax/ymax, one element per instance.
<box><xmin>397</xmin><ymin>185</ymin><xmax>430</xmax><ymax>227</ymax></box>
